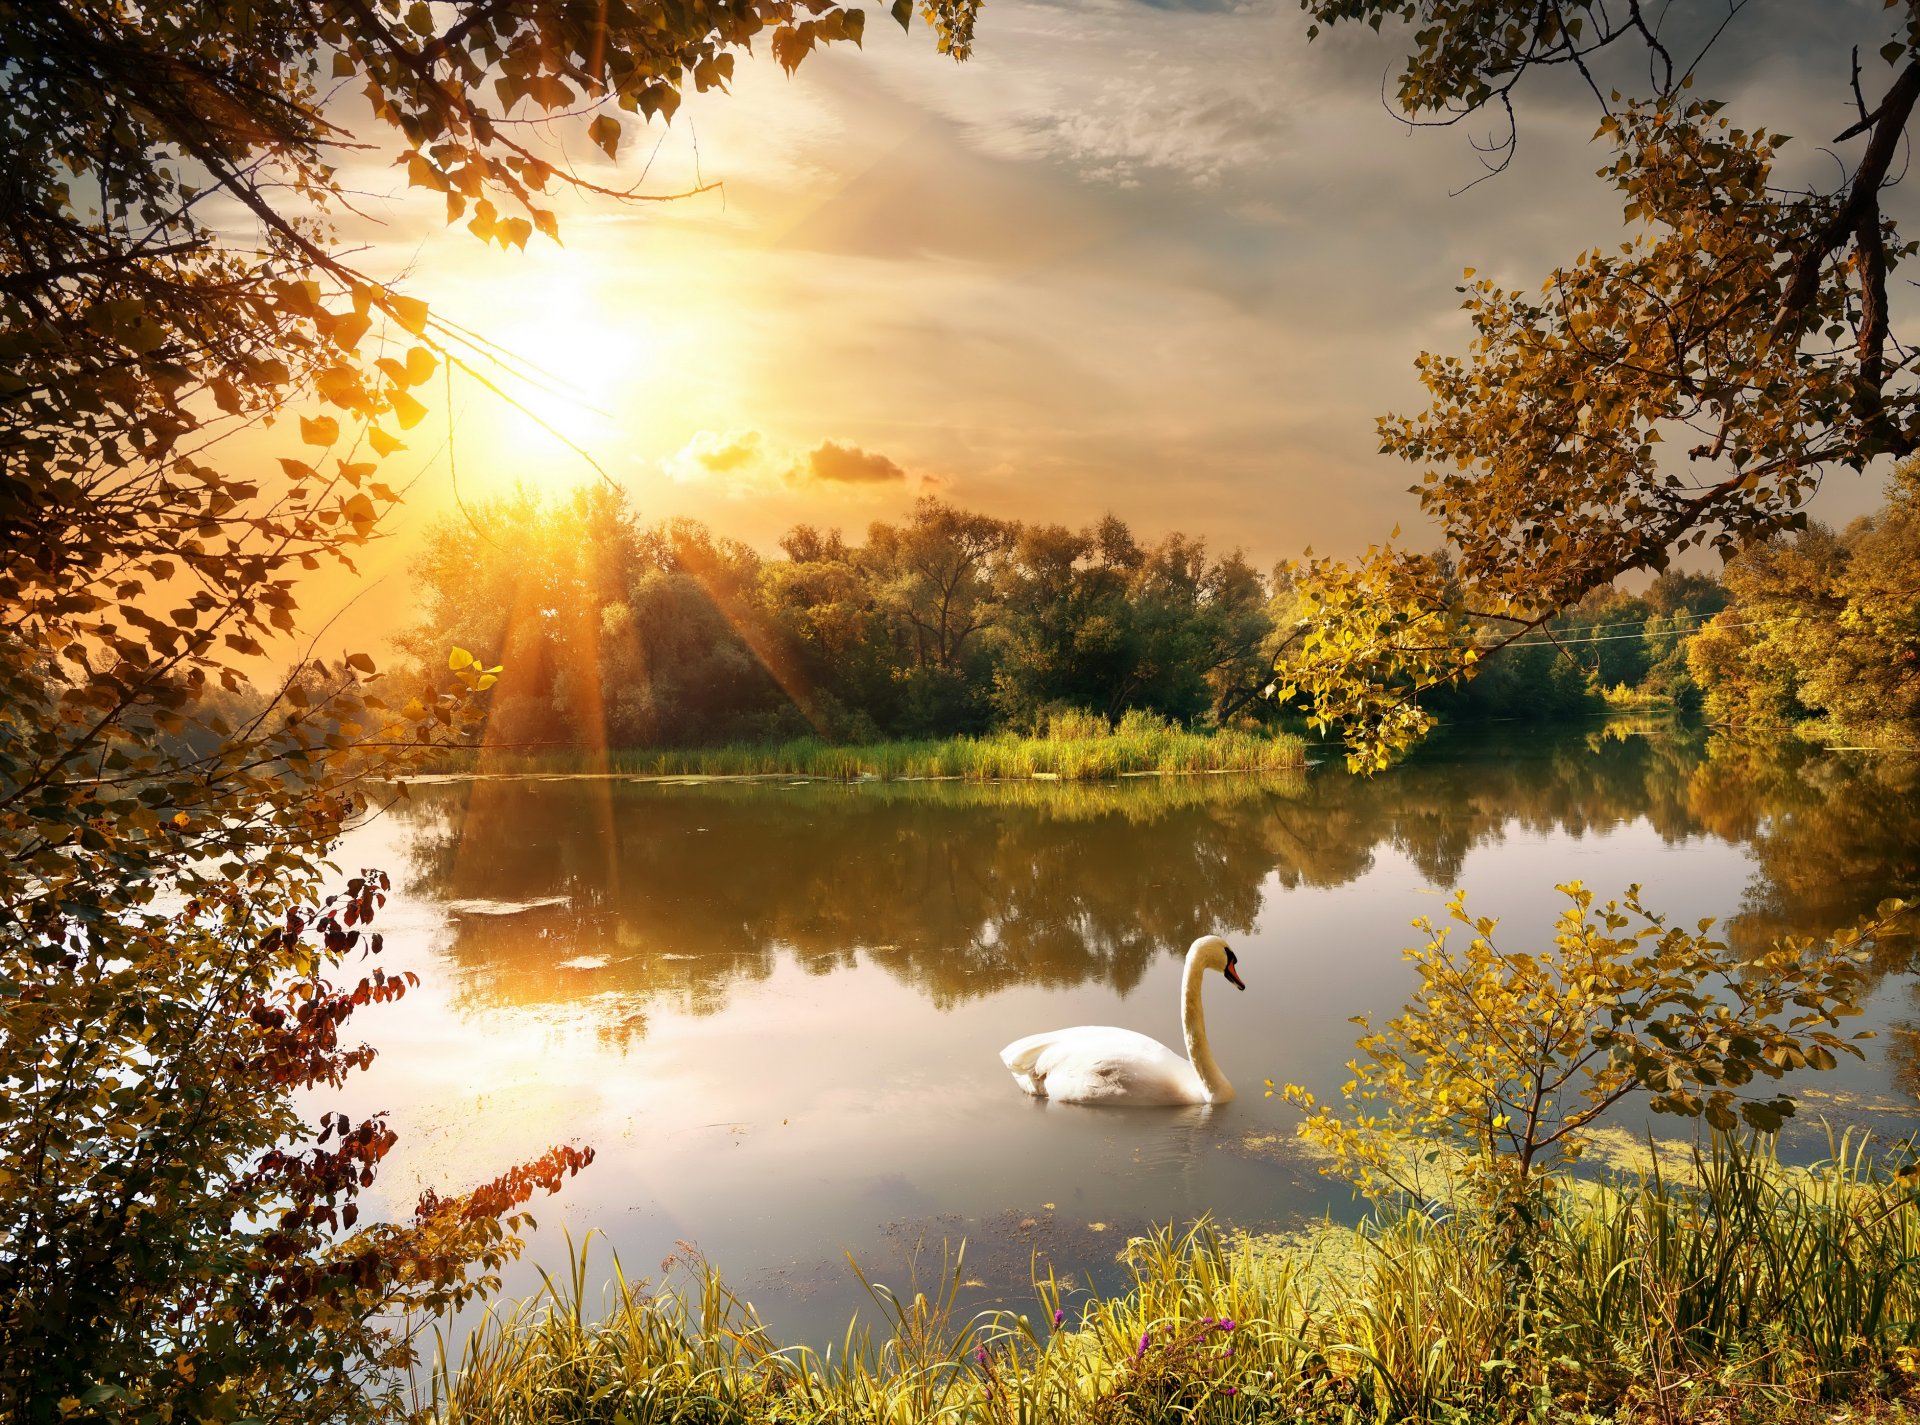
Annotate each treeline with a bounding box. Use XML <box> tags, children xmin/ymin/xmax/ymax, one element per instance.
<box><xmin>1433</xmin><ymin>569</ymin><xmax>1728</xmax><ymax>721</ymax></box>
<box><xmin>1688</xmin><ymin>464</ymin><xmax>1920</xmax><ymax>746</ymax></box>
<box><xmin>399</xmin><ymin>490</ymin><xmax>1285</xmax><ymax>750</ymax></box>
<box><xmin>1434</xmin><ymin>469</ymin><xmax>1920</xmax><ymax>745</ymax></box>
<box><xmin>396</xmin><ymin>478</ymin><xmax>1919</xmax><ymax>752</ymax></box>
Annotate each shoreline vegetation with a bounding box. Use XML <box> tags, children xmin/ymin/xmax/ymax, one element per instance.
<box><xmin>421</xmin><ymin>1134</ymin><xmax>1920</xmax><ymax>1425</ymax></box>
<box><xmin>422</xmin><ymin>715</ymin><xmax>1307</xmax><ymax>782</ymax></box>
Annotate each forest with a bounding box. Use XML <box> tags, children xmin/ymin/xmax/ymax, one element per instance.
<box><xmin>400</xmin><ymin>489</ymin><xmax>1283</xmax><ymax>749</ymax></box>
<box><xmin>398</xmin><ymin>472</ymin><xmax>1920</xmax><ymax>754</ymax></box>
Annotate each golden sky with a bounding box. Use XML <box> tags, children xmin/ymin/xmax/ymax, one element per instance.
<box><xmin>276</xmin><ymin>0</ymin><xmax>1898</xmax><ymax>658</ymax></box>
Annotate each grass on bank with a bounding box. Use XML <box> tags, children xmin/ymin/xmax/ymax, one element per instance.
<box><xmin>443</xmin><ymin>710</ymin><xmax>1306</xmax><ymax>782</ymax></box>
<box><xmin>418</xmin><ymin>1132</ymin><xmax>1920</xmax><ymax>1425</ymax></box>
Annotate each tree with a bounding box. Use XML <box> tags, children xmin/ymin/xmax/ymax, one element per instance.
<box><xmin>993</xmin><ymin>517</ymin><xmax>1276</xmax><ymax>729</ymax></box>
<box><xmin>761</xmin><ymin>525</ymin><xmax>898</xmax><ymax>740</ymax></box>
<box><xmin>400</xmin><ymin>484</ymin><xmax>643</xmax><ymax>750</ymax></box>
<box><xmin>1689</xmin><ymin>463</ymin><xmax>1920</xmax><ymax>742</ymax></box>
<box><xmin>1277</xmin><ymin>2</ymin><xmax>1920</xmax><ymax>769</ymax></box>
<box><xmin>865</xmin><ymin>499</ymin><xmax>1018</xmax><ymax>735</ymax></box>
<box><xmin>868</xmin><ymin>498</ymin><xmax>1019</xmax><ymax>674</ymax></box>
<box><xmin>1</xmin><ymin>0</ymin><xmax>978</xmax><ymax>1416</ymax></box>
<box><xmin>1275</xmin><ymin>883</ymin><xmax>1890</xmax><ymax>1203</ymax></box>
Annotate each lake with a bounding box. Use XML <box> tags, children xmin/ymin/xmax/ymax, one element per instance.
<box><xmin>329</xmin><ymin>721</ymin><xmax>1920</xmax><ymax>1345</ymax></box>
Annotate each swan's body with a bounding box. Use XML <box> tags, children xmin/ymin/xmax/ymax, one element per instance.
<box><xmin>1000</xmin><ymin>936</ymin><xmax>1244</xmax><ymax>1107</ymax></box>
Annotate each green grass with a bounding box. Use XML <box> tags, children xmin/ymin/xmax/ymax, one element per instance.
<box><xmin>415</xmin><ymin>1133</ymin><xmax>1920</xmax><ymax>1424</ymax></box>
<box><xmin>437</xmin><ymin>714</ymin><xmax>1306</xmax><ymax>782</ymax></box>
<box><xmin>1600</xmin><ymin>683</ymin><xmax>1679</xmax><ymax>711</ymax></box>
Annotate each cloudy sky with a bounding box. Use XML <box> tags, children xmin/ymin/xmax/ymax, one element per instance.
<box><xmin>302</xmin><ymin>0</ymin><xmax>1912</xmax><ymax>641</ymax></box>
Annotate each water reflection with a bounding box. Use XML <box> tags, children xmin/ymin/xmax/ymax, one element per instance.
<box><xmin>349</xmin><ymin>725</ymin><xmax>1920</xmax><ymax>1346</ymax></box>
<box><xmin>395</xmin><ymin>727</ymin><xmax>1919</xmax><ymax>1034</ymax></box>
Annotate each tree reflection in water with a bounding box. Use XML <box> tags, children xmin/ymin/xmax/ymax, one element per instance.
<box><xmin>394</xmin><ymin>726</ymin><xmax>1919</xmax><ymax>1069</ymax></box>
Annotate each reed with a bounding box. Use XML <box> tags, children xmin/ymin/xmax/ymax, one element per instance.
<box><xmin>426</xmin><ymin>715</ymin><xmax>1306</xmax><ymax>783</ymax></box>
<box><xmin>414</xmin><ymin>1133</ymin><xmax>1920</xmax><ymax>1424</ymax></box>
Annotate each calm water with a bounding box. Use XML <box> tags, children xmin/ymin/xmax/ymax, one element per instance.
<box><xmin>329</xmin><ymin>723</ymin><xmax>1920</xmax><ymax>1342</ymax></box>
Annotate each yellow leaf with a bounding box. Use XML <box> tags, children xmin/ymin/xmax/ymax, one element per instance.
<box><xmin>448</xmin><ymin>647</ymin><xmax>473</xmax><ymax>671</ymax></box>
<box><xmin>405</xmin><ymin>346</ymin><xmax>438</xmax><ymax>385</ymax></box>
<box><xmin>389</xmin><ymin>294</ymin><xmax>430</xmax><ymax>336</ymax></box>
<box><xmin>299</xmin><ymin>415</ymin><xmax>339</xmax><ymax>446</ymax></box>
<box><xmin>390</xmin><ymin>390</ymin><xmax>428</xmax><ymax>429</ymax></box>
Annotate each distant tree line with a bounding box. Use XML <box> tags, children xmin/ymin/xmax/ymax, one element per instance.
<box><xmin>399</xmin><ymin>490</ymin><xmax>1283</xmax><ymax>750</ymax></box>
<box><xmin>1426</xmin><ymin>568</ymin><xmax>1730</xmax><ymax>723</ymax></box>
<box><xmin>1429</xmin><ymin>466</ymin><xmax>1920</xmax><ymax>746</ymax></box>
<box><xmin>401</xmin><ymin>475</ymin><xmax>1920</xmax><ymax>752</ymax></box>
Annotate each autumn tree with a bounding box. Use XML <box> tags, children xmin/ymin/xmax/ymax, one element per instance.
<box><xmin>1689</xmin><ymin>462</ymin><xmax>1920</xmax><ymax>743</ymax></box>
<box><xmin>1277</xmin><ymin>1</ymin><xmax>1920</xmax><ymax>770</ymax></box>
<box><xmin>1270</xmin><ymin>4</ymin><xmax>1920</xmax><ymax>1223</ymax></box>
<box><xmin>1276</xmin><ymin>883</ymin><xmax>1889</xmax><ymax>1202</ymax></box>
<box><xmin>0</xmin><ymin>0</ymin><xmax>976</xmax><ymax>1417</ymax></box>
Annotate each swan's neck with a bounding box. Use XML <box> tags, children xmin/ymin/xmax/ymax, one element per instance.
<box><xmin>1181</xmin><ymin>950</ymin><xmax>1234</xmax><ymax>1103</ymax></box>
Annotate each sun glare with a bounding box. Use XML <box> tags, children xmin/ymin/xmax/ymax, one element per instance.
<box><xmin>467</xmin><ymin>266</ymin><xmax>658</xmax><ymax>480</ymax></box>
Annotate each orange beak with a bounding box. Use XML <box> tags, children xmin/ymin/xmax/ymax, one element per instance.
<box><xmin>1224</xmin><ymin>962</ymin><xmax>1245</xmax><ymax>991</ymax></box>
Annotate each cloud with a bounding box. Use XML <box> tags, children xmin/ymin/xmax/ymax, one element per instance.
<box><xmin>665</xmin><ymin>429</ymin><xmax>766</xmax><ymax>483</ymax></box>
<box><xmin>794</xmin><ymin>440</ymin><xmax>908</xmax><ymax>484</ymax></box>
<box><xmin>883</xmin><ymin>0</ymin><xmax>1301</xmax><ymax>190</ymax></box>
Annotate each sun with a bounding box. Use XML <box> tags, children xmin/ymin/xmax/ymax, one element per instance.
<box><xmin>457</xmin><ymin>262</ymin><xmax>659</xmax><ymax>482</ymax></box>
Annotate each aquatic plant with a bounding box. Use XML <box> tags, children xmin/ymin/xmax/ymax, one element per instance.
<box><xmin>415</xmin><ymin>1133</ymin><xmax>1920</xmax><ymax>1423</ymax></box>
<box><xmin>427</xmin><ymin>717</ymin><xmax>1306</xmax><ymax>783</ymax></box>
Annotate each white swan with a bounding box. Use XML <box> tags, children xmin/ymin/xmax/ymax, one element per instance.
<box><xmin>999</xmin><ymin>935</ymin><xmax>1245</xmax><ymax>1106</ymax></box>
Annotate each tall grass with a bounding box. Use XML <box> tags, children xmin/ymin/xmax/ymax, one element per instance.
<box><xmin>429</xmin><ymin>713</ymin><xmax>1305</xmax><ymax>783</ymax></box>
<box><xmin>415</xmin><ymin>1133</ymin><xmax>1920</xmax><ymax>1424</ymax></box>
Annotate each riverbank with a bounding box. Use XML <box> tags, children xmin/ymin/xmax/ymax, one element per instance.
<box><xmin>420</xmin><ymin>1136</ymin><xmax>1920</xmax><ymax>1424</ymax></box>
<box><xmin>430</xmin><ymin>722</ymin><xmax>1306</xmax><ymax>782</ymax></box>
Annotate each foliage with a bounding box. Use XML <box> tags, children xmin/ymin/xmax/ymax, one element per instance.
<box><xmin>402</xmin><ymin>491</ymin><xmax>1284</xmax><ymax>749</ymax></box>
<box><xmin>1277</xmin><ymin>2</ymin><xmax>1920</xmax><ymax>769</ymax></box>
<box><xmin>993</xmin><ymin>520</ymin><xmax>1273</xmax><ymax>731</ymax></box>
<box><xmin>424</xmin><ymin>1134</ymin><xmax>1920</xmax><ymax>1424</ymax></box>
<box><xmin>1275</xmin><ymin>884</ymin><xmax>1891</xmax><ymax>1199</ymax></box>
<box><xmin>1265</xmin><ymin>544</ymin><xmax>1472</xmax><ymax>771</ymax></box>
<box><xmin>2</xmin><ymin>0</ymin><xmax>977</xmax><ymax>1417</ymax></box>
<box><xmin>445</xmin><ymin>717</ymin><xmax>1305</xmax><ymax>781</ymax></box>
<box><xmin>0</xmin><ymin>870</ymin><xmax>592</xmax><ymax>1420</ymax></box>
<box><xmin>1688</xmin><ymin>463</ymin><xmax>1920</xmax><ymax>744</ymax></box>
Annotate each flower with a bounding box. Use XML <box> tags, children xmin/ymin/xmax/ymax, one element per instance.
<box><xmin>1218</xmin><ymin>1318</ymin><xmax>1237</xmax><ymax>1332</ymax></box>
<box><xmin>1052</xmin><ymin>1309</ymin><xmax>1065</xmax><ymax>1328</ymax></box>
<box><xmin>1223</xmin><ymin>1385</ymin><xmax>1237</xmax><ymax>1396</ymax></box>
<box><xmin>975</xmin><ymin>1347</ymin><xmax>988</xmax><ymax>1366</ymax></box>
<box><xmin>1136</xmin><ymin>1332</ymin><xmax>1151</xmax><ymax>1359</ymax></box>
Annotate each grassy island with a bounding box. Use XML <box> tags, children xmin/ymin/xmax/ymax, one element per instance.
<box><xmin>449</xmin><ymin>715</ymin><xmax>1307</xmax><ymax>782</ymax></box>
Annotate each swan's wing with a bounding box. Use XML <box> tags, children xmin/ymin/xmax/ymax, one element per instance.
<box><xmin>1000</xmin><ymin>1026</ymin><xmax>1204</xmax><ymax>1106</ymax></box>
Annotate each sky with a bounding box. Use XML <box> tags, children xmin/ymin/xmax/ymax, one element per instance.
<box><xmin>292</xmin><ymin>0</ymin><xmax>1915</xmax><ymax>650</ymax></box>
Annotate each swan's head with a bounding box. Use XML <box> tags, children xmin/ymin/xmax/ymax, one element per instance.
<box><xmin>1190</xmin><ymin>935</ymin><xmax>1245</xmax><ymax>991</ymax></box>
